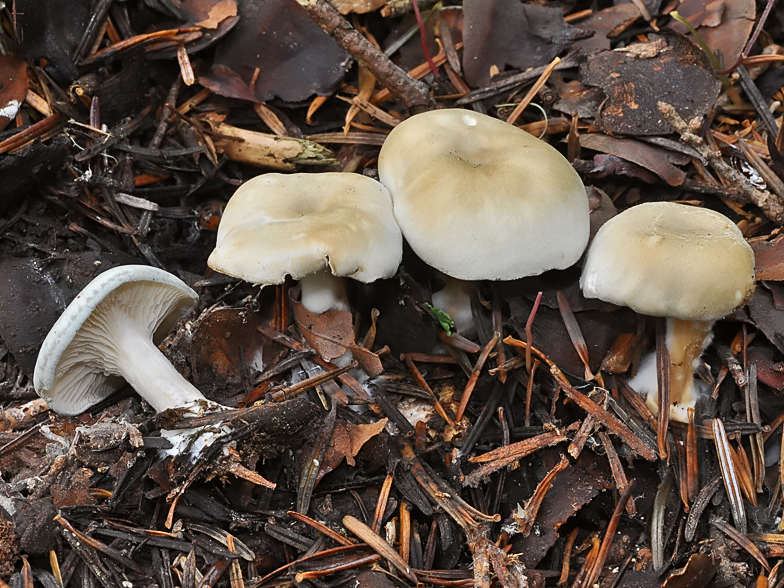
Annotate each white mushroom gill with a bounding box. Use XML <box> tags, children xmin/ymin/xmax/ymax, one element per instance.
<box><xmin>44</xmin><ymin>281</ymin><xmax>205</xmax><ymax>413</ymax></box>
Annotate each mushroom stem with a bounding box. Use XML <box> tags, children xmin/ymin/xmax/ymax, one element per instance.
<box><xmin>646</xmin><ymin>317</ymin><xmax>714</xmax><ymax>422</ymax></box>
<box><xmin>431</xmin><ymin>275</ymin><xmax>475</xmax><ymax>336</ymax></box>
<box><xmin>110</xmin><ymin>313</ymin><xmax>206</xmax><ymax>413</ymax></box>
<box><xmin>299</xmin><ymin>268</ymin><xmax>350</xmax><ymax>314</ymax></box>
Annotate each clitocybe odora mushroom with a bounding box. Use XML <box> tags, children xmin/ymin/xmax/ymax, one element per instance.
<box><xmin>580</xmin><ymin>202</ymin><xmax>755</xmax><ymax>422</ymax></box>
<box><xmin>377</xmin><ymin>108</ymin><xmax>590</xmax><ymax>335</ymax></box>
<box><xmin>207</xmin><ymin>172</ymin><xmax>403</xmax><ymax>314</ymax></box>
<box><xmin>34</xmin><ymin>265</ymin><xmax>208</xmax><ymax>415</ymax></box>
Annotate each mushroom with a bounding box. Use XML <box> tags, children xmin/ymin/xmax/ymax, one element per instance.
<box><xmin>580</xmin><ymin>201</ymin><xmax>755</xmax><ymax>422</ymax></box>
<box><xmin>34</xmin><ymin>265</ymin><xmax>208</xmax><ymax>415</ymax></box>
<box><xmin>377</xmin><ymin>108</ymin><xmax>589</xmax><ymax>334</ymax></box>
<box><xmin>207</xmin><ymin>172</ymin><xmax>403</xmax><ymax>314</ymax></box>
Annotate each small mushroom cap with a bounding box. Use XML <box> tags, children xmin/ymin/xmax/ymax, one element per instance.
<box><xmin>580</xmin><ymin>202</ymin><xmax>756</xmax><ymax>321</ymax></box>
<box><xmin>33</xmin><ymin>266</ymin><xmax>198</xmax><ymax>415</ymax></box>
<box><xmin>208</xmin><ymin>172</ymin><xmax>403</xmax><ymax>284</ymax></box>
<box><xmin>377</xmin><ymin>109</ymin><xmax>589</xmax><ymax>280</ymax></box>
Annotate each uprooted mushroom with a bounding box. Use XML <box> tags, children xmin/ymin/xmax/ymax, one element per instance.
<box><xmin>34</xmin><ymin>265</ymin><xmax>209</xmax><ymax>416</ymax></box>
<box><xmin>33</xmin><ymin>265</ymin><xmax>241</xmax><ymax>459</ymax></box>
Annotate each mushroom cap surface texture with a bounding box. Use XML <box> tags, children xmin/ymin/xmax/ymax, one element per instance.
<box><xmin>580</xmin><ymin>202</ymin><xmax>756</xmax><ymax>321</ymax></box>
<box><xmin>377</xmin><ymin>108</ymin><xmax>590</xmax><ymax>280</ymax></box>
<box><xmin>33</xmin><ymin>265</ymin><xmax>199</xmax><ymax>415</ymax></box>
<box><xmin>207</xmin><ymin>172</ymin><xmax>403</xmax><ymax>284</ymax></box>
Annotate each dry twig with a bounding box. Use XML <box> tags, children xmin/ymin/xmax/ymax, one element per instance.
<box><xmin>658</xmin><ymin>102</ymin><xmax>784</xmax><ymax>223</ymax></box>
<box><xmin>295</xmin><ymin>0</ymin><xmax>435</xmax><ymax>113</ymax></box>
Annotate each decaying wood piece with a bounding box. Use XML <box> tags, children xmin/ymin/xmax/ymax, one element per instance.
<box><xmin>464</xmin><ymin>430</ymin><xmax>567</xmax><ymax>487</ymax></box>
<box><xmin>209</xmin><ymin>122</ymin><xmax>336</xmax><ymax>170</ymax></box>
<box><xmin>0</xmin><ymin>398</ymin><xmax>48</xmax><ymax>432</ymax></box>
<box><xmin>568</xmin><ymin>415</ymin><xmax>597</xmax><ymax>459</ymax></box>
<box><xmin>157</xmin><ymin>396</ymin><xmax>320</xmax><ymax>528</ymax></box>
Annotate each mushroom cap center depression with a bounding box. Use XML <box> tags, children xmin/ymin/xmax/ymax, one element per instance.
<box><xmin>208</xmin><ymin>173</ymin><xmax>402</xmax><ymax>285</ymax></box>
<box><xmin>378</xmin><ymin>109</ymin><xmax>589</xmax><ymax>281</ymax></box>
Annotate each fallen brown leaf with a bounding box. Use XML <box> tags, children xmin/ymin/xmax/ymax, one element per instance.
<box><xmin>462</xmin><ymin>0</ymin><xmax>585</xmax><ymax>87</ymax></box>
<box><xmin>573</xmin><ymin>4</ymin><xmax>642</xmax><ymax>54</ymax></box>
<box><xmin>211</xmin><ymin>0</ymin><xmax>351</xmax><ymax>102</ymax></box>
<box><xmin>196</xmin><ymin>0</ymin><xmax>238</xmax><ymax>28</ymax></box>
<box><xmin>579</xmin><ymin>134</ymin><xmax>689</xmax><ymax>186</ymax></box>
<box><xmin>668</xmin><ymin>0</ymin><xmax>755</xmax><ymax>67</ymax></box>
<box><xmin>293</xmin><ymin>300</ymin><xmax>355</xmax><ymax>361</ymax></box>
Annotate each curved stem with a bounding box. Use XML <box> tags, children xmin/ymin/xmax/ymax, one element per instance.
<box><xmin>666</xmin><ymin>318</ymin><xmax>714</xmax><ymax>422</ymax></box>
<box><xmin>112</xmin><ymin>315</ymin><xmax>206</xmax><ymax>412</ymax></box>
<box><xmin>639</xmin><ymin>318</ymin><xmax>715</xmax><ymax>423</ymax></box>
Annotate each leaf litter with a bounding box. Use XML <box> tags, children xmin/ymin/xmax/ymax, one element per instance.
<box><xmin>1</xmin><ymin>1</ymin><xmax>784</xmax><ymax>588</ymax></box>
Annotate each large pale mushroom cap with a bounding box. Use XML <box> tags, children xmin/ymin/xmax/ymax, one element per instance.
<box><xmin>377</xmin><ymin>109</ymin><xmax>590</xmax><ymax>280</ymax></box>
<box><xmin>580</xmin><ymin>202</ymin><xmax>756</xmax><ymax>321</ymax></box>
<box><xmin>33</xmin><ymin>266</ymin><xmax>199</xmax><ymax>415</ymax></box>
<box><xmin>208</xmin><ymin>172</ymin><xmax>403</xmax><ymax>284</ymax></box>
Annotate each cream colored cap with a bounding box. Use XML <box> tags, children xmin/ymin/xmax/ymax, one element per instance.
<box><xmin>580</xmin><ymin>202</ymin><xmax>756</xmax><ymax>321</ymax></box>
<box><xmin>377</xmin><ymin>109</ymin><xmax>589</xmax><ymax>280</ymax></box>
<box><xmin>208</xmin><ymin>172</ymin><xmax>403</xmax><ymax>284</ymax></box>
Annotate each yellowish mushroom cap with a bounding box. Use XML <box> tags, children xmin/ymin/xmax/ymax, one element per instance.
<box><xmin>580</xmin><ymin>202</ymin><xmax>756</xmax><ymax>321</ymax></box>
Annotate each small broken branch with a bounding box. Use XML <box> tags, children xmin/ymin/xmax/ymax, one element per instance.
<box><xmin>295</xmin><ymin>0</ymin><xmax>435</xmax><ymax>113</ymax></box>
<box><xmin>552</xmin><ymin>368</ymin><xmax>658</xmax><ymax>462</ymax></box>
<box><xmin>210</xmin><ymin>122</ymin><xmax>336</xmax><ymax>170</ymax></box>
<box><xmin>464</xmin><ymin>430</ymin><xmax>567</xmax><ymax>487</ymax></box>
<box><xmin>343</xmin><ymin>515</ymin><xmax>419</xmax><ymax>584</ymax></box>
<box><xmin>0</xmin><ymin>398</ymin><xmax>49</xmax><ymax>431</ymax></box>
<box><xmin>513</xmin><ymin>454</ymin><xmax>569</xmax><ymax>536</ymax></box>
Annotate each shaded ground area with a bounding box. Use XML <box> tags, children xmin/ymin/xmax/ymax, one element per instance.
<box><xmin>1</xmin><ymin>1</ymin><xmax>784</xmax><ymax>587</ymax></box>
